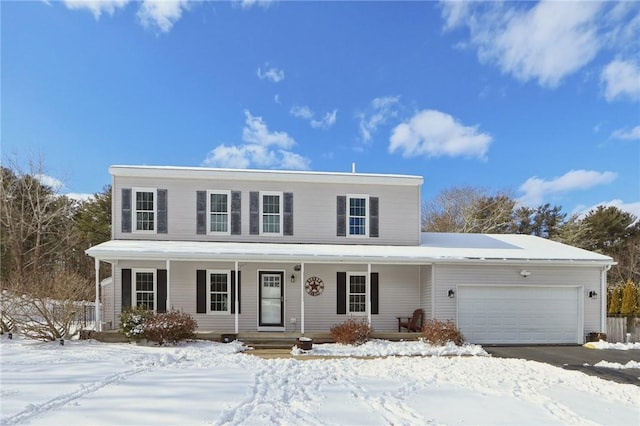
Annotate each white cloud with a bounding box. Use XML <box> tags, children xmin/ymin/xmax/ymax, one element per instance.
<box><xmin>235</xmin><ymin>0</ymin><xmax>273</xmax><ymax>10</ymax></box>
<box><xmin>311</xmin><ymin>110</ymin><xmax>337</xmax><ymax>130</ymax></box>
<box><xmin>610</xmin><ymin>125</ymin><xmax>640</xmax><ymax>141</ymax></box>
<box><xmin>137</xmin><ymin>0</ymin><xmax>189</xmax><ymax>33</ymax></box>
<box><xmin>63</xmin><ymin>0</ymin><xmax>129</xmax><ymax>19</ymax></box>
<box><xmin>574</xmin><ymin>199</ymin><xmax>640</xmax><ymax>220</ymax></box>
<box><xmin>257</xmin><ymin>64</ymin><xmax>285</xmax><ymax>83</ymax></box>
<box><xmin>388</xmin><ymin>109</ymin><xmax>492</xmax><ymax>160</ymax></box>
<box><xmin>242</xmin><ymin>110</ymin><xmax>295</xmax><ymax>148</ymax></box>
<box><xmin>359</xmin><ymin>96</ymin><xmax>401</xmax><ymax>142</ymax></box>
<box><xmin>518</xmin><ymin>169</ymin><xmax>618</xmax><ymax>206</ymax></box>
<box><xmin>203</xmin><ymin>110</ymin><xmax>310</xmax><ymax>170</ymax></box>
<box><xmin>290</xmin><ymin>106</ymin><xmax>337</xmax><ymax>130</ymax></box>
<box><xmin>441</xmin><ymin>1</ymin><xmax>605</xmax><ymax>88</ymax></box>
<box><xmin>290</xmin><ymin>106</ymin><xmax>314</xmax><ymax>120</ymax></box>
<box><xmin>65</xmin><ymin>192</ymin><xmax>93</xmax><ymax>202</ymax></box>
<box><xmin>601</xmin><ymin>59</ymin><xmax>640</xmax><ymax>102</ymax></box>
<box><xmin>34</xmin><ymin>174</ymin><xmax>64</xmax><ymax>191</ymax></box>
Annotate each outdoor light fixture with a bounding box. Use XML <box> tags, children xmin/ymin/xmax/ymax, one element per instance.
<box><xmin>447</xmin><ymin>289</ymin><xmax>455</xmax><ymax>298</ymax></box>
<box><xmin>293</xmin><ymin>264</ymin><xmax>301</xmax><ymax>272</ymax></box>
<box><xmin>520</xmin><ymin>270</ymin><xmax>531</xmax><ymax>278</ymax></box>
<box><xmin>290</xmin><ymin>273</ymin><xmax>296</xmax><ymax>283</ymax></box>
<box><xmin>589</xmin><ymin>290</ymin><xmax>598</xmax><ymax>299</ymax></box>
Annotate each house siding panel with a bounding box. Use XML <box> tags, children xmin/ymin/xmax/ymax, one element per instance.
<box><xmin>112</xmin><ymin>176</ymin><xmax>420</xmax><ymax>245</ymax></box>
<box><xmin>433</xmin><ymin>264</ymin><xmax>602</xmax><ymax>340</ymax></box>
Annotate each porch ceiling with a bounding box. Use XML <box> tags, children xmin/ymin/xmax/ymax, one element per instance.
<box><xmin>85</xmin><ymin>233</ymin><xmax>613</xmax><ymax>266</ymax></box>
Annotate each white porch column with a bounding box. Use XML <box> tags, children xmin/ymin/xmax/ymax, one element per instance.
<box><xmin>234</xmin><ymin>261</ymin><xmax>239</xmax><ymax>334</ymax></box>
<box><xmin>166</xmin><ymin>260</ymin><xmax>171</xmax><ymax>310</ymax></box>
<box><xmin>94</xmin><ymin>258</ymin><xmax>101</xmax><ymax>332</ymax></box>
<box><xmin>300</xmin><ymin>262</ymin><xmax>305</xmax><ymax>334</ymax></box>
<box><xmin>367</xmin><ymin>263</ymin><xmax>372</xmax><ymax>325</ymax></box>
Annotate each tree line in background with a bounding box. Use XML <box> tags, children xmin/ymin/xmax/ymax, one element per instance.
<box><xmin>422</xmin><ymin>186</ymin><xmax>640</xmax><ymax>315</ymax></box>
<box><xmin>1</xmin><ymin>162</ymin><xmax>638</xmax><ymax>340</ymax></box>
<box><xmin>0</xmin><ymin>159</ymin><xmax>111</xmax><ymax>338</ymax></box>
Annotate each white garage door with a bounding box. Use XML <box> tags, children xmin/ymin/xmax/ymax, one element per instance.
<box><xmin>457</xmin><ymin>286</ymin><xmax>581</xmax><ymax>344</ymax></box>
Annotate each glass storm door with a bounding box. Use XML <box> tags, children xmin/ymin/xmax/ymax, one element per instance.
<box><xmin>259</xmin><ymin>272</ymin><xmax>284</xmax><ymax>326</ymax></box>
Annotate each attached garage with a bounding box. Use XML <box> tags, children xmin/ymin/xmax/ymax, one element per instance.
<box><xmin>457</xmin><ymin>285</ymin><xmax>583</xmax><ymax>344</ymax></box>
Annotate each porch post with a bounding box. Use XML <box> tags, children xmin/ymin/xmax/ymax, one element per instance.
<box><xmin>234</xmin><ymin>261</ymin><xmax>239</xmax><ymax>334</ymax></box>
<box><xmin>300</xmin><ymin>262</ymin><xmax>305</xmax><ymax>334</ymax></box>
<box><xmin>94</xmin><ymin>258</ymin><xmax>101</xmax><ymax>332</ymax></box>
<box><xmin>367</xmin><ymin>263</ymin><xmax>372</xmax><ymax>325</ymax></box>
<box><xmin>166</xmin><ymin>260</ymin><xmax>171</xmax><ymax>310</ymax></box>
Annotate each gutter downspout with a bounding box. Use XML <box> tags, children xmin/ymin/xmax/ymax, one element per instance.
<box><xmin>301</xmin><ymin>262</ymin><xmax>305</xmax><ymax>334</ymax></box>
<box><xmin>235</xmin><ymin>261</ymin><xmax>239</xmax><ymax>334</ymax></box>
<box><xmin>94</xmin><ymin>259</ymin><xmax>101</xmax><ymax>331</ymax></box>
<box><xmin>601</xmin><ymin>264</ymin><xmax>611</xmax><ymax>333</ymax></box>
<box><xmin>166</xmin><ymin>260</ymin><xmax>171</xmax><ymax>310</ymax></box>
<box><xmin>367</xmin><ymin>263</ymin><xmax>372</xmax><ymax>325</ymax></box>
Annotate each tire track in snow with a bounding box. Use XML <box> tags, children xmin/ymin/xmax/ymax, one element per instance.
<box><xmin>2</xmin><ymin>353</ymin><xmax>186</xmax><ymax>426</ymax></box>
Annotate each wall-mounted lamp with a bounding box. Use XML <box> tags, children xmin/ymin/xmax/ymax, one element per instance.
<box><xmin>447</xmin><ymin>289</ymin><xmax>455</xmax><ymax>298</ymax></box>
<box><xmin>293</xmin><ymin>264</ymin><xmax>301</xmax><ymax>272</ymax></box>
<box><xmin>520</xmin><ymin>270</ymin><xmax>531</xmax><ymax>278</ymax></box>
<box><xmin>589</xmin><ymin>290</ymin><xmax>598</xmax><ymax>299</ymax></box>
<box><xmin>290</xmin><ymin>273</ymin><xmax>296</xmax><ymax>284</ymax></box>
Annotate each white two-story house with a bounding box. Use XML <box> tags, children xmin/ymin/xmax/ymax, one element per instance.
<box><xmin>86</xmin><ymin>165</ymin><xmax>613</xmax><ymax>344</ymax></box>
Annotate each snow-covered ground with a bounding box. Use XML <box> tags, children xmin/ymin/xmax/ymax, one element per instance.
<box><xmin>1</xmin><ymin>337</ymin><xmax>639</xmax><ymax>426</ymax></box>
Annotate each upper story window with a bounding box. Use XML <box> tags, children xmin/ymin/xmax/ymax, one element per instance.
<box><xmin>134</xmin><ymin>188</ymin><xmax>156</xmax><ymax>232</ymax></box>
<box><xmin>260</xmin><ymin>192</ymin><xmax>283</xmax><ymax>235</ymax></box>
<box><xmin>348</xmin><ymin>194</ymin><xmax>369</xmax><ymax>237</ymax></box>
<box><xmin>208</xmin><ymin>190</ymin><xmax>230</xmax><ymax>234</ymax></box>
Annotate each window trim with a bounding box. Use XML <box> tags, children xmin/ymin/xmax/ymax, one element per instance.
<box><xmin>132</xmin><ymin>268</ymin><xmax>156</xmax><ymax>311</ymax></box>
<box><xmin>259</xmin><ymin>191</ymin><xmax>283</xmax><ymax>236</ymax></box>
<box><xmin>346</xmin><ymin>271</ymin><xmax>367</xmax><ymax>316</ymax></box>
<box><xmin>207</xmin><ymin>190</ymin><xmax>231</xmax><ymax>235</ymax></box>
<box><xmin>132</xmin><ymin>187</ymin><xmax>157</xmax><ymax>234</ymax></box>
<box><xmin>207</xmin><ymin>269</ymin><xmax>231</xmax><ymax>315</ymax></box>
<box><xmin>347</xmin><ymin>194</ymin><xmax>369</xmax><ymax>238</ymax></box>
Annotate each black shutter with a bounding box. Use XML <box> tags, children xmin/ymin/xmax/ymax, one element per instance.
<box><xmin>370</xmin><ymin>272</ymin><xmax>379</xmax><ymax>315</ymax></box>
<box><xmin>230</xmin><ymin>271</ymin><xmax>241</xmax><ymax>314</ymax></box>
<box><xmin>336</xmin><ymin>195</ymin><xmax>346</xmax><ymax>237</ymax></box>
<box><xmin>196</xmin><ymin>270</ymin><xmax>206</xmax><ymax>313</ymax></box>
<box><xmin>369</xmin><ymin>197</ymin><xmax>379</xmax><ymax>238</ymax></box>
<box><xmin>283</xmin><ymin>192</ymin><xmax>293</xmax><ymax>236</ymax></box>
<box><xmin>122</xmin><ymin>269</ymin><xmax>132</xmax><ymax>309</ymax></box>
<box><xmin>231</xmin><ymin>191</ymin><xmax>242</xmax><ymax>235</ymax></box>
<box><xmin>249</xmin><ymin>191</ymin><xmax>259</xmax><ymax>235</ymax></box>
<box><xmin>157</xmin><ymin>189</ymin><xmax>168</xmax><ymax>234</ymax></box>
<box><xmin>122</xmin><ymin>188</ymin><xmax>132</xmax><ymax>233</ymax></box>
<box><xmin>157</xmin><ymin>269</ymin><xmax>167</xmax><ymax>313</ymax></box>
<box><xmin>337</xmin><ymin>272</ymin><xmax>346</xmax><ymax>314</ymax></box>
<box><xmin>196</xmin><ymin>191</ymin><xmax>207</xmax><ymax>235</ymax></box>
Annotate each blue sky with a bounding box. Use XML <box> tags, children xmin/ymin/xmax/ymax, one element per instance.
<box><xmin>2</xmin><ymin>0</ymin><xmax>639</xmax><ymax>218</ymax></box>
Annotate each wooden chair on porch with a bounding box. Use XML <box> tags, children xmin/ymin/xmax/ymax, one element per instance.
<box><xmin>397</xmin><ymin>309</ymin><xmax>424</xmax><ymax>332</ymax></box>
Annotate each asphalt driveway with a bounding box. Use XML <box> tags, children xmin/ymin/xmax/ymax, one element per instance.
<box><xmin>485</xmin><ymin>346</ymin><xmax>640</xmax><ymax>386</ymax></box>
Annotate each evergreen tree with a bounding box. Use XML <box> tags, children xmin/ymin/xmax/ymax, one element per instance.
<box><xmin>620</xmin><ymin>280</ymin><xmax>638</xmax><ymax>316</ymax></box>
<box><xmin>607</xmin><ymin>284</ymin><xmax>623</xmax><ymax>315</ymax></box>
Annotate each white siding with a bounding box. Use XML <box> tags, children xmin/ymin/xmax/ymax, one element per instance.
<box><xmin>433</xmin><ymin>264</ymin><xmax>602</xmax><ymax>342</ymax></box>
<box><xmin>112</xmin><ymin>176</ymin><xmax>420</xmax><ymax>246</ymax></box>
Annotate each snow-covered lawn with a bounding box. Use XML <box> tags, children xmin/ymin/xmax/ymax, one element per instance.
<box><xmin>1</xmin><ymin>337</ymin><xmax>639</xmax><ymax>425</ymax></box>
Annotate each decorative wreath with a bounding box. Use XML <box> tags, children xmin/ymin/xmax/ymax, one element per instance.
<box><xmin>305</xmin><ymin>276</ymin><xmax>324</xmax><ymax>296</ymax></box>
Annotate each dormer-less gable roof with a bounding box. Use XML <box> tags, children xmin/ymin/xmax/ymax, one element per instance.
<box><xmin>109</xmin><ymin>165</ymin><xmax>424</xmax><ymax>187</ymax></box>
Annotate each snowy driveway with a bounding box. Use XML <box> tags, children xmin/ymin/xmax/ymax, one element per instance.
<box><xmin>1</xmin><ymin>338</ymin><xmax>639</xmax><ymax>425</ymax></box>
<box><xmin>486</xmin><ymin>345</ymin><xmax>640</xmax><ymax>385</ymax></box>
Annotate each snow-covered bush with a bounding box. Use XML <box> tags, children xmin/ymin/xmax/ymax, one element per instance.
<box><xmin>330</xmin><ymin>318</ymin><xmax>371</xmax><ymax>345</ymax></box>
<box><xmin>143</xmin><ymin>310</ymin><xmax>197</xmax><ymax>345</ymax></box>
<box><xmin>119</xmin><ymin>306</ymin><xmax>154</xmax><ymax>340</ymax></box>
<box><xmin>421</xmin><ymin>319</ymin><xmax>464</xmax><ymax>346</ymax></box>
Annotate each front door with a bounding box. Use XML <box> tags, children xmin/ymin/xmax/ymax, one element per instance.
<box><xmin>259</xmin><ymin>271</ymin><xmax>284</xmax><ymax>327</ymax></box>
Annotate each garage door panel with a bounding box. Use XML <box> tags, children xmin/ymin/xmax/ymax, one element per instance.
<box><xmin>458</xmin><ymin>286</ymin><xmax>581</xmax><ymax>344</ymax></box>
